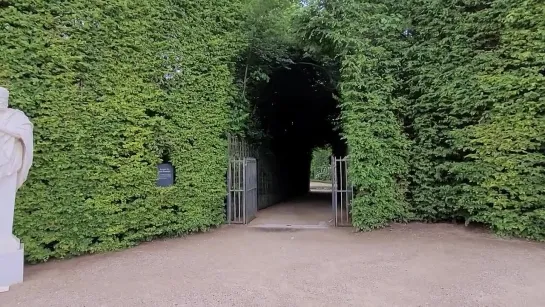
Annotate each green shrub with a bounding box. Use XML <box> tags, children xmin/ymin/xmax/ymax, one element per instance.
<box><xmin>300</xmin><ymin>0</ymin><xmax>545</xmax><ymax>239</ymax></box>
<box><xmin>402</xmin><ymin>0</ymin><xmax>500</xmax><ymax>221</ymax></box>
<box><xmin>298</xmin><ymin>0</ymin><xmax>411</xmax><ymax>229</ymax></box>
<box><xmin>310</xmin><ymin>148</ymin><xmax>331</xmax><ymax>181</ymax></box>
<box><xmin>404</xmin><ymin>0</ymin><xmax>545</xmax><ymax>240</ymax></box>
<box><xmin>1</xmin><ymin>0</ymin><xmax>246</xmax><ymax>262</ymax></box>
<box><xmin>3</xmin><ymin>0</ymin><xmax>544</xmax><ymax>263</ymax></box>
<box><xmin>449</xmin><ymin>0</ymin><xmax>545</xmax><ymax>239</ymax></box>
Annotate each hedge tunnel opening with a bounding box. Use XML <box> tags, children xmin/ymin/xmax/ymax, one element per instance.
<box><xmin>249</xmin><ymin>57</ymin><xmax>347</xmax><ymax>217</ymax></box>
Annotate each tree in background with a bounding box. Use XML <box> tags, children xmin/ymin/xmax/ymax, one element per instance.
<box><xmin>310</xmin><ymin>147</ymin><xmax>332</xmax><ymax>181</ymax></box>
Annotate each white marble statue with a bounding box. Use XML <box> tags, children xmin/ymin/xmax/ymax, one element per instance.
<box><xmin>0</xmin><ymin>87</ymin><xmax>33</xmax><ymax>292</ymax></box>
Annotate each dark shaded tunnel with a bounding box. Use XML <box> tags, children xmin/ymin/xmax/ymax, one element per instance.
<box><xmin>254</xmin><ymin>59</ymin><xmax>347</xmax><ymax>201</ymax></box>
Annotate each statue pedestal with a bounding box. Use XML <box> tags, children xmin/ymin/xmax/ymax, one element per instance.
<box><xmin>0</xmin><ymin>235</ymin><xmax>24</xmax><ymax>292</ymax></box>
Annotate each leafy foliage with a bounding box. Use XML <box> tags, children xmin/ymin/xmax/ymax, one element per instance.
<box><xmin>1</xmin><ymin>0</ymin><xmax>246</xmax><ymax>262</ymax></box>
<box><xmin>231</xmin><ymin>0</ymin><xmax>299</xmax><ymax>138</ymax></box>
<box><xmin>298</xmin><ymin>0</ymin><xmax>411</xmax><ymax>229</ymax></box>
<box><xmin>449</xmin><ymin>0</ymin><xmax>545</xmax><ymax>239</ymax></box>
<box><xmin>310</xmin><ymin>147</ymin><xmax>331</xmax><ymax>181</ymax></box>
<box><xmin>299</xmin><ymin>0</ymin><xmax>545</xmax><ymax>239</ymax></box>
<box><xmin>404</xmin><ymin>0</ymin><xmax>545</xmax><ymax>239</ymax></box>
<box><xmin>3</xmin><ymin>0</ymin><xmax>544</xmax><ymax>264</ymax></box>
<box><xmin>402</xmin><ymin>0</ymin><xmax>501</xmax><ymax>221</ymax></box>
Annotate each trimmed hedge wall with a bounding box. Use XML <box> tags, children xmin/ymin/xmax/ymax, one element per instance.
<box><xmin>1</xmin><ymin>0</ymin><xmax>245</xmax><ymax>262</ymax></box>
<box><xmin>299</xmin><ymin>0</ymin><xmax>412</xmax><ymax>229</ymax></box>
<box><xmin>405</xmin><ymin>0</ymin><xmax>545</xmax><ymax>239</ymax></box>
<box><xmin>301</xmin><ymin>0</ymin><xmax>545</xmax><ymax>239</ymax></box>
<box><xmin>2</xmin><ymin>0</ymin><xmax>544</xmax><ymax>263</ymax></box>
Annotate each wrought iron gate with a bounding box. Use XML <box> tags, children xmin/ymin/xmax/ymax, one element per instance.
<box><xmin>332</xmin><ymin>156</ymin><xmax>353</xmax><ymax>227</ymax></box>
<box><xmin>227</xmin><ymin>157</ymin><xmax>258</xmax><ymax>224</ymax></box>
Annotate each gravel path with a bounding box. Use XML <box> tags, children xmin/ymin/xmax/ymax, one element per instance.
<box><xmin>2</xmin><ymin>223</ymin><xmax>545</xmax><ymax>307</ymax></box>
<box><xmin>249</xmin><ymin>192</ymin><xmax>333</xmax><ymax>227</ymax></box>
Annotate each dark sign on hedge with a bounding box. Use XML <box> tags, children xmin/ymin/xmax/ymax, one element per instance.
<box><xmin>156</xmin><ymin>163</ymin><xmax>175</xmax><ymax>187</ymax></box>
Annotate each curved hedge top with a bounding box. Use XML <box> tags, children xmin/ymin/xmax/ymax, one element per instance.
<box><xmin>298</xmin><ymin>0</ymin><xmax>412</xmax><ymax>229</ymax></box>
<box><xmin>299</xmin><ymin>0</ymin><xmax>545</xmax><ymax>239</ymax></box>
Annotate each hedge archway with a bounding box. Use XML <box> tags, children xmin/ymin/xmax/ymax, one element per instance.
<box><xmin>2</xmin><ymin>0</ymin><xmax>544</xmax><ymax>262</ymax></box>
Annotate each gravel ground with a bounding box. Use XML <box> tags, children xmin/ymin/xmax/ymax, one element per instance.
<box><xmin>249</xmin><ymin>192</ymin><xmax>333</xmax><ymax>226</ymax></box>
<box><xmin>1</xmin><ymin>223</ymin><xmax>545</xmax><ymax>307</ymax></box>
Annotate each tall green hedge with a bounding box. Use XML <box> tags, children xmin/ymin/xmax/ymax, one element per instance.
<box><xmin>450</xmin><ymin>0</ymin><xmax>545</xmax><ymax>239</ymax></box>
<box><xmin>1</xmin><ymin>0</ymin><xmax>246</xmax><ymax>262</ymax></box>
<box><xmin>405</xmin><ymin>0</ymin><xmax>545</xmax><ymax>239</ymax></box>
<box><xmin>300</xmin><ymin>0</ymin><xmax>545</xmax><ymax>239</ymax></box>
<box><xmin>2</xmin><ymin>0</ymin><xmax>544</xmax><ymax>264</ymax></box>
<box><xmin>299</xmin><ymin>0</ymin><xmax>411</xmax><ymax>229</ymax></box>
<box><xmin>403</xmin><ymin>0</ymin><xmax>501</xmax><ymax>221</ymax></box>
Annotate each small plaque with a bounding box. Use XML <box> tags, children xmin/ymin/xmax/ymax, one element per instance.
<box><xmin>156</xmin><ymin>163</ymin><xmax>175</xmax><ymax>187</ymax></box>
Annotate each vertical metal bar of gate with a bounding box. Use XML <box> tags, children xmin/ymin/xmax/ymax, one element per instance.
<box><xmin>242</xmin><ymin>158</ymin><xmax>246</xmax><ymax>224</ymax></box>
<box><xmin>332</xmin><ymin>156</ymin><xmax>353</xmax><ymax>227</ymax></box>
<box><xmin>238</xmin><ymin>159</ymin><xmax>242</xmax><ymax>222</ymax></box>
<box><xmin>331</xmin><ymin>156</ymin><xmax>336</xmax><ymax>225</ymax></box>
<box><xmin>227</xmin><ymin>157</ymin><xmax>232</xmax><ymax>224</ymax></box>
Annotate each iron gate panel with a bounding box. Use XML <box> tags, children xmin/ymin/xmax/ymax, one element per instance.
<box><xmin>227</xmin><ymin>159</ymin><xmax>243</xmax><ymax>224</ymax></box>
<box><xmin>332</xmin><ymin>156</ymin><xmax>353</xmax><ymax>227</ymax></box>
<box><xmin>244</xmin><ymin>158</ymin><xmax>258</xmax><ymax>223</ymax></box>
<box><xmin>227</xmin><ymin>157</ymin><xmax>257</xmax><ymax>224</ymax></box>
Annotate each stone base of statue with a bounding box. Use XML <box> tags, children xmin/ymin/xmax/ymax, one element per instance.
<box><xmin>0</xmin><ymin>235</ymin><xmax>24</xmax><ymax>292</ymax></box>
